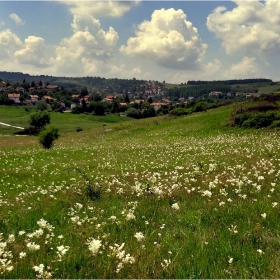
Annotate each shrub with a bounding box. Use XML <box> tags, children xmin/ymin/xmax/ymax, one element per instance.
<box><xmin>127</xmin><ymin>107</ymin><xmax>141</xmax><ymax>119</ymax></box>
<box><xmin>239</xmin><ymin>112</ymin><xmax>277</xmax><ymax>128</ymax></box>
<box><xmin>36</xmin><ymin>100</ymin><xmax>48</xmax><ymax>111</ymax></box>
<box><xmin>15</xmin><ymin>126</ymin><xmax>39</xmax><ymax>135</ymax></box>
<box><xmin>271</xmin><ymin>120</ymin><xmax>280</xmax><ymax>128</ymax></box>
<box><xmin>29</xmin><ymin>111</ymin><xmax>50</xmax><ymax>130</ymax></box>
<box><xmin>39</xmin><ymin>127</ymin><xmax>59</xmax><ymax>149</ymax></box>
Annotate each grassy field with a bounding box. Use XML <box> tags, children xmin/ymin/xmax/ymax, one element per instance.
<box><xmin>0</xmin><ymin>106</ymin><xmax>130</xmax><ymax>135</ymax></box>
<box><xmin>1</xmin><ymin>104</ymin><xmax>280</xmax><ymax>278</ymax></box>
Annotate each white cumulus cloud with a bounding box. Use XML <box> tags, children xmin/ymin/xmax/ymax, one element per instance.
<box><xmin>14</xmin><ymin>36</ymin><xmax>49</xmax><ymax>67</ymax></box>
<box><xmin>53</xmin><ymin>14</ymin><xmax>119</xmax><ymax>75</ymax></box>
<box><xmin>206</xmin><ymin>0</ymin><xmax>280</xmax><ymax>57</ymax></box>
<box><xmin>120</xmin><ymin>8</ymin><xmax>207</xmax><ymax>70</ymax></box>
<box><xmin>227</xmin><ymin>56</ymin><xmax>260</xmax><ymax>79</ymax></box>
<box><xmin>9</xmin><ymin>13</ymin><xmax>25</xmax><ymax>26</ymax></box>
<box><xmin>0</xmin><ymin>29</ymin><xmax>22</xmax><ymax>60</ymax></box>
<box><xmin>62</xmin><ymin>1</ymin><xmax>139</xmax><ymax>18</ymax></box>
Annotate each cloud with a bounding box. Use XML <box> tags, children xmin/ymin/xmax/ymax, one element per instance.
<box><xmin>120</xmin><ymin>8</ymin><xmax>207</xmax><ymax>70</ymax></box>
<box><xmin>0</xmin><ymin>29</ymin><xmax>22</xmax><ymax>60</ymax></box>
<box><xmin>206</xmin><ymin>0</ymin><xmax>280</xmax><ymax>57</ymax></box>
<box><xmin>14</xmin><ymin>36</ymin><xmax>49</xmax><ymax>67</ymax></box>
<box><xmin>62</xmin><ymin>1</ymin><xmax>139</xmax><ymax>18</ymax></box>
<box><xmin>53</xmin><ymin>14</ymin><xmax>119</xmax><ymax>75</ymax></box>
<box><xmin>227</xmin><ymin>56</ymin><xmax>259</xmax><ymax>79</ymax></box>
<box><xmin>9</xmin><ymin>13</ymin><xmax>25</xmax><ymax>26</ymax></box>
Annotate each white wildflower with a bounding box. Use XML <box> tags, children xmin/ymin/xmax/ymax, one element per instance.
<box><xmin>126</xmin><ymin>212</ymin><xmax>135</xmax><ymax>221</ymax></box>
<box><xmin>18</xmin><ymin>231</ymin><xmax>26</xmax><ymax>236</ymax></box>
<box><xmin>161</xmin><ymin>259</ymin><xmax>171</xmax><ymax>270</ymax></box>
<box><xmin>33</xmin><ymin>264</ymin><xmax>52</xmax><ymax>279</ymax></box>
<box><xmin>7</xmin><ymin>234</ymin><xmax>15</xmax><ymax>243</ymax></box>
<box><xmin>257</xmin><ymin>249</ymin><xmax>264</xmax><ymax>255</ymax></box>
<box><xmin>19</xmin><ymin>252</ymin><xmax>27</xmax><ymax>259</ymax></box>
<box><xmin>228</xmin><ymin>225</ymin><xmax>238</xmax><ymax>234</ymax></box>
<box><xmin>87</xmin><ymin>238</ymin><xmax>102</xmax><ymax>256</ymax></box>
<box><xmin>57</xmin><ymin>245</ymin><xmax>70</xmax><ymax>261</ymax></box>
<box><xmin>171</xmin><ymin>202</ymin><xmax>180</xmax><ymax>211</ymax></box>
<box><xmin>201</xmin><ymin>190</ymin><xmax>212</xmax><ymax>198</ymax></box>
<box><xmin>27</xmin><ymin>242</ymin><xmax>40</xmax><ymax>251</ymax></box>
<box><xmin>134</xmin><ymin>232</ymin><xmax>145</xmax><ymax>242</ymax></box>
<box><xmin>261</xmin><ymin>213</ymin><xmax>267</xmax><ymax>219</ymax></box>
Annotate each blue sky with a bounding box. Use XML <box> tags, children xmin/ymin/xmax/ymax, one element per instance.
<box><xmin>0</xmin><ymin>1</ymin><xmax>279</xmax><ymax>83</ymax></box>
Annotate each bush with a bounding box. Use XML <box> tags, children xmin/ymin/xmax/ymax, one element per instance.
<box><xmin>29</xmin><ymin>111</ymin><xmax>50</xmax><ymax>130</ymax></box>
<box><xmin>236</xmin><ymin>112</ymin><xmax>277</xmax><ymax>128</ymax></box>
<box><xmin>15</xmin><ymin>126</ymin><xmax>39</xmax><ymax>135</ymax></box>
<box><xmin>271</xmin><ymin>120</ymin><xmax>280</xmax><ymax>128</ymax></box>
<box><xmin>36</xmin><ymin>100</ymin><xmax>48</xmax><ymax>111</ymax></box>
<box><xmin>39</xmin><ymin>127</ymin><xmax>59</xmax><ymax>149</ymax></box>
<box><xmin>127</xmin><ymin>107</ymin><xmax>141</xmax><ymax>119</ymax></box>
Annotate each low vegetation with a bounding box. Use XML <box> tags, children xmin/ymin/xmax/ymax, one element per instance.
<box><xmin>1</xmin><ymin>102</ymin><xmax>280</xmax><ymax>278</ymax></box>
<box><xmin>231</xmin><ymin>101</ymin><xmax>280</xmax><ymax>128</ymax></box>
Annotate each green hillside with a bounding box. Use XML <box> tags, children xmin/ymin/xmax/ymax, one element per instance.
<box><xmin>1</xmin><ymin>104</ymin><xmax>280</xmax><ymax>278</ymax></box>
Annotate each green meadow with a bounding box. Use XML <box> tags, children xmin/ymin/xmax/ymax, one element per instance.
<box><xmin>1</xmin><ymin>104</ymin><xmax>280</xmax><ymax>278</ymax></box>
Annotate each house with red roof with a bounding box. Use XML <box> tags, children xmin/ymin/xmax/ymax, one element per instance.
<box><xmin>8</xmin><ymin>93</ymin><xmax>21</xmax><ymax>104</ymax></box>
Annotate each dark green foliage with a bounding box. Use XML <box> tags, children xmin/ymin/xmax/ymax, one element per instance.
<box><xmin>15</xmin><ymin>126</ymin><xmax>39</xmax><ymax>135</ymax></box>
<box><xmin>71</xmin><ymin>105</ymin><xmax>83</xmax><ymax>114</ymax></box>
<box><xmin>241</xmin><ymin>112</ymin><xmax>277</xmax><ymax>128</ymax></box>
<box><xmin>39</xmin><ymin>126</ymin><xmax>59</xmax><ymax>149</ymax></box>
<box><xmin>36</xmin><ymin>100</ymin><xmax>48</xmax><ymax>111</ymax></box>
<box><xmin>126</xmin><ymin>107</ymin><xmax>141</xmax><ymax>119</ymax></box>
<box><xmin>271</xmin><ymin>120</ymin><xmax>280</xmax><ymax>128</ymax></box>
<box><xmin>187</xmin><ymin>78</ymin><xmax>272</xmax><ymax>86</ymax></box>
<box><xmin>29</xmin><ymin>111</ymin><xmax>50</xmax><ymax>130</ymax></box>
<box><xmin>192</xmin><ymin>102</ymin><xmax>209</xmax><ymax>112</ymax></box>
<box><xmin>232</xmin><ymin>102</ymin><xmax>280</xmax><ymax>128</ymax></box>
<box><xmin>94</xmin><ymin>102</ymin><xmax>105</xmax><ymax>116</ymax></box>
<box><xmin>170</xmin><ymin>107</ymin><xmax>191</xmax><ymax>116</ymax></box>
<box><xmin>70</xmin><ymin>168</ymin><xmax>102</xmax><ymax>201</ymax></box>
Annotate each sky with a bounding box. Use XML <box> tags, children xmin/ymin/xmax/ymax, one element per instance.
<box><xmin>0</xmin><ymin>0</ymin><xmax>280</xmax><ymax>83</ymax></box>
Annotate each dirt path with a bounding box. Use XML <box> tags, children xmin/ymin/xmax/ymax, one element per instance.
<box><xmin>0</xmin><ymin>122</ymin><xmax>24</xmax><ymax>130</ymax></box>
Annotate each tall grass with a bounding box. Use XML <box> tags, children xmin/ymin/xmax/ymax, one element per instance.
<box><xmin>1</xmin><ymin>104</ymin><xmax>280</xmax><ymax>278</ymax></box>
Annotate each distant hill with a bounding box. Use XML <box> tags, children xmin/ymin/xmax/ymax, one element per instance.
<box><xmin>187</xmin><ymin>78</ymin><xmax>273</xmax><ymax>86</ymax></box>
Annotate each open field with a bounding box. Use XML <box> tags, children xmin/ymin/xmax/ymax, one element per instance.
<box><xmin>1</xmin><ymin>104</ymin><xmax>280</xmax><ymax>278</ymax></box>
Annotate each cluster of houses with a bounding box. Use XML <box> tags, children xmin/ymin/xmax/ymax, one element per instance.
<box><xmin>71</xmin><ymin>93</ymin><xmax>170</xmax><ymax>112</ymax></box>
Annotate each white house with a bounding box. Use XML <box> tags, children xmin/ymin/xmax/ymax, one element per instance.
<box><xmin>8</xmin><ymin>93</ymin><xmax>20</xmax><ymax>104</ymax></box>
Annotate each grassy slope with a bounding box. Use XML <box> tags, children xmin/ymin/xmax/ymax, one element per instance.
<box><xmin>1</xmin><ymin>104</ymin><xmax>280</xmax><ymax>278</ymax></box>
<box><xmin>0</xmin><ymin>105</ymin><xmax>130</xmax><ymax>135</ymax></box>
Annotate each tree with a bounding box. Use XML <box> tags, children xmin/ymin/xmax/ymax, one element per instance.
<box><xmin>39</xmin><ymin>127</ymin><xmax>59</xmax><ymax>149</ymax></box>
<box><xmin>125</xmin><ymin>93</ymin><xmax>130</xmax><ymax>103</ymax></box>
<box><xmin>80</xmin><ymin>87</ymin><xmax>88</xmax><ymax>97</ymax></box>
<box><xmin>29</xmin><ymin>111</ymin><xmax>50</xmax><ymax>130</ymax></box>
<box><xmin>36</xmin><ymin>100</ymin><xmax>48</xmax><ymax>111</ymax></box>
<box><xmin>94</xmin><ymin>102</ymin><xmax>105</xmax><ymax>116</ymax></box>
<box><xmin>127</xmin><ymin>107</ymin><xmax>141</xmax><ymax>119</ymax></box>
